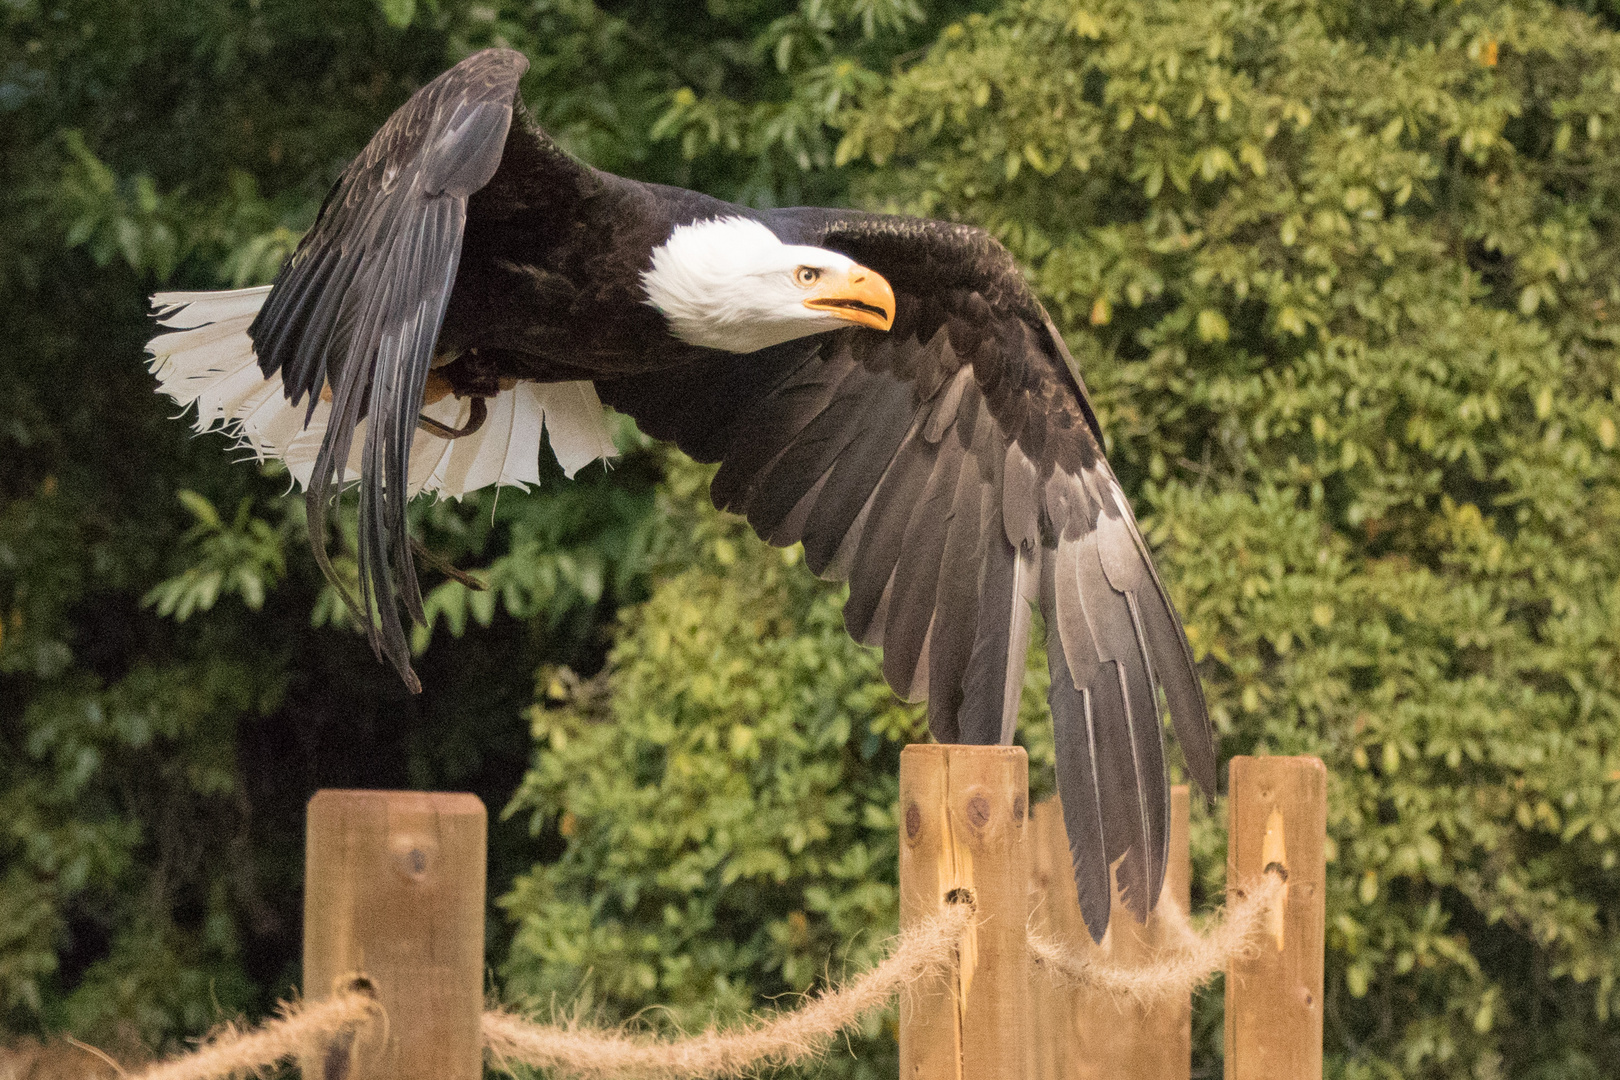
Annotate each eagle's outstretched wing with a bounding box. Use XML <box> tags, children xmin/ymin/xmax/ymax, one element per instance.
<box><xmin>597</xmin><ymin>210</ymin><xmax>1216</xmax><ymax>940</ymax></box>
<box><xmin>248</xmin><ymin>48</ymin><xmax>539</xmax><ymax>690</ymax></box>
<box><xmin>176</xmin><ymin>45</ymin><xmax>1210</xmax><ymax>938</ymax></box>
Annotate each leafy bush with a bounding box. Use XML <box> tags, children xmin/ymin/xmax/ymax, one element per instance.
<box><xmin>510</xmin><ymin>0</ymin><xmax>1620</xmax><ymax>1076</ymax></box>
<box><xmin>10</xmin><ymin>0</ymin><xmax>1620</xmax><ymax>1075</ymax></box>
<box><xmin>842</xmin><ymin>0</ymin><xmax>1620</xmax><ymax>1074</ymax></box>
<box><xmin>0</xmin><ymin>0</ymin><xmax>977</xmax><ymax>1050</ymax></box>
<box><xmin>501</xmin><ymin>456</ymin><xmax>924</xmax><ymax>1079</ymax></box>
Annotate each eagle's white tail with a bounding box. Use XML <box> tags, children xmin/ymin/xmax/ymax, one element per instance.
<box><xmin>146</xmin><ymin>287</ymin><xmax>617</xmax><ymax>497</ymax></box>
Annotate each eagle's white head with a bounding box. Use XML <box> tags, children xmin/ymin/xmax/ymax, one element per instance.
<box><xmin>641</xmin><ymin>217</ymin><xmax>895</xmax><ymax>353</ymax></box>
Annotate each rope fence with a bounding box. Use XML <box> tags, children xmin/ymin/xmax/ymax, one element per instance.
<box><xmin>11</xmin><ymin>757</ymin><xmax>1327</xmax><ymax>1080</ymax></box>
<box><xmin>127</xmin><ymin>994</ymin><xmax>383</xmax><ymax>1080</ymax></box>
<box><xmin>481</xmin><ymin>901</ymin><xmax>974</xmax><ymax>1080</ymax></box>
<box><xmin>1028</xmin><ymin>873</ymin><xmax>1288</xmax><ymax>1007</ymax></box>
<box><xmin>48</xmin><ymin>872</ymin><xmax>1284</xmax><ymax>1080</ymax></box>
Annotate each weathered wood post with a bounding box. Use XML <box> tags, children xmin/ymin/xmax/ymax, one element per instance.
<box><xmin>1225</xmin><ymin>756</ymin><xmax>1327</xmax><ymax>1080</ymax></box>
<box><xmin>1028</xmin><ymin>786</ymin><xmax>1192</xmax><ymax>1080</ymax></box>
<box><xmin>302</xmin><ymin>790</ymin><xmax>487</xmax><ymax>1080</ymax></box>
<box><xmin>898</xmin><ymin>744</ymin><xmax>1031</xmax><ymax>1080</ymax></box>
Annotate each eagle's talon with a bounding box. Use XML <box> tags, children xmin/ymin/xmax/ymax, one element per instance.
<box><xmin>417</xmin><ymin>396</ymin><xmax>488</xmax><ymax>439</ymax></box>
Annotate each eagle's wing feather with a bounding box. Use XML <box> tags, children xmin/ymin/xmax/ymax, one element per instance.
<box><xmin>248</xmin><ymin>49</ymin><xmax>532</xmax><ymax>689</ymax></box>
<box><xmin>596</xmin><ymin>212</ymin><xmax>1215</xmax><ymax>940</ymax></box>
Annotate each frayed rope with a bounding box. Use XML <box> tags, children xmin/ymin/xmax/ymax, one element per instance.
<box><xmin>1028</xmin><ymin>873</ymin><xmax>1288</xmax><ymax>1006</ymax></box>
<box><xmin>93</xmin><ymin>879</ymin><xmax>1282</xmax><ymax>1080</ymax></box>
<box><xmin>120</xmin><ymin>991</ymin><xmax>382</xmax><ymax>1080</ymax></box>
<box><xmin>482</xmin><ymin>900</ymin><xmax>973</xmax><ymax>1080</ymax></box>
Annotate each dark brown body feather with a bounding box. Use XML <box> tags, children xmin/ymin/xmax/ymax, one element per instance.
<box><xmin>245</xmin><ymin>48</ymin><xmax>1216</xmax><ymax>940</ymax></box>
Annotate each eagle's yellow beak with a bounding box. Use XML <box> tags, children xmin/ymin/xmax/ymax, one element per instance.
<box><xmin>804</xmin><ymin>264</ymin><xmax>895</xmax><ymax>332</ymax></box>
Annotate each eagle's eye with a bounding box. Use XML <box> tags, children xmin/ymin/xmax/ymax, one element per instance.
<box><xmin>794</xmin><ymin>266</ymin><xmax>821</xmax><ymax>287</ymax></box>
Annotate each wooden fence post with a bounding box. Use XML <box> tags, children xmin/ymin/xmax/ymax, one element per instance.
<box><xmin>898</xmin><ymin>744</ymin><xmax>1030</xmax><ymax>1080</ymax></box>
<box><xmin>302</xmin><ymin>790</ymin><xmax>487</xmax><ymax>1080</ymax></box>
<box><xmin>1224</xmin><ymin>756</ymin><xmax>1326</xmax><ymax>1080</ymax></box>
<box><xmin>1028</xmin><ymin>786</ymin><xmax>1191</xmax><ymax>1080</ymax></box>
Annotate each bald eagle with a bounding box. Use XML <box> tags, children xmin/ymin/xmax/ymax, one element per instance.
<box><xmin>146</xmin><ymin>48</ymin><xmax>1215</xmax><ymax>939</ymax></box>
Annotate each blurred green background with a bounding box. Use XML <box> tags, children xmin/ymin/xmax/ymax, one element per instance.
<box><xmin>6</xmin><ymin>0</ymin><xmax>1620</xmax><ymax>1076</ymax></box>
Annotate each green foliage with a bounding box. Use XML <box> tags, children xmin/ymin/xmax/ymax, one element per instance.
<box><xmin>0</xmin><ymin>0</ymin><xmax>977</xmax><ymax>1053</ymax></box>
<box><xmin>648</xmin><ymin>0</ymin><xmax>932</xmax><ymax>203</ymax></box>
<box><xmin>3</xmin><ymin>654</ymin><xmax>269</xmax><ymax>1046</ymax></box>
<box><xmin>836</xmin><ymin>0</ymin><xmax>1620</xmax><ymax>1073</ymax></box>
<box><xmin>11</xmin><ymin>0</ymin><xmax>1620</xmax><ymax>1075</ymax></box>
<box><xmin>502</xmin><ymin>456</ymin><xmax>926</xmax><ymax>1078</ymax></box>
<box><xmin>142</xmin><ymin>491</ymin><xmax>290</xmax><ymax>621</ymax></box>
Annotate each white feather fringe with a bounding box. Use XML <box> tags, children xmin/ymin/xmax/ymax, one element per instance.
<box><xmin>146</xmin><ymin>287</ymin><xmax>617</xmax><ymax>497</ymax></box>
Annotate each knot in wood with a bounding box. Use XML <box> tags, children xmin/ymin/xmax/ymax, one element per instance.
<box><xmin>388</xmin><ymin>832</ymin><xmax>438</xmax><ymax>882</ymax></box>
<box><xmin>966</xmin><ymin>794</ymin><xmax>991</xmax><ymax>828</ymax></box>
